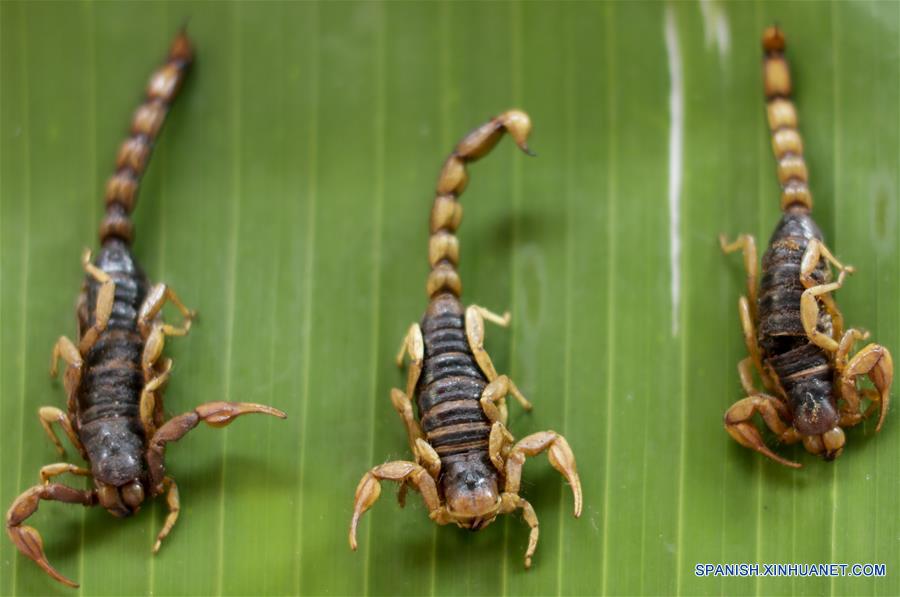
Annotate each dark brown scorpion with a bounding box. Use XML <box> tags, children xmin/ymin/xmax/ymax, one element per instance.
<box><xmin>6</xmin><ymin>33</ymin><xmax>286</xmax><ymax>587</ymax></box>
<box><xmin>719</xmin><ymin>27</ymin><xmax>893</xmax><ymax>467</ymax></box>
<box><xmin>348</xmin><ymin>110</ymin><xmax>582</xmax><ymax>568</ymax></box>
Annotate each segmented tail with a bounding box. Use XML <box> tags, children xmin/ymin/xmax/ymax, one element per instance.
<box><xmin>426</xmin><ymin>110</ymin><xmax>534</xmax><ymax>299</ymax></box>
<box><xmin>762</xmin><ymin>27</ymin><xmax>812</xmax><ymax>212</ymax></box>
<box><xmin>100</xmin><ymin>32</ymin><xmax>193</xmax><ymax>245</ymax></box>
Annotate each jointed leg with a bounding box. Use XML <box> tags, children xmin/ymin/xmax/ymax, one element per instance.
<box><xmin>800</xmin><ymin>238</ymin><xmax>854</xmax><ymax>286</ymax></box>
<box><xmin>348</xmin><ymin>461</ymin><xmax>441</xmax><ymax>550</ymax></box>
<box><xmin>489</xmin><ymin>421</ymin><xmax>514</xmax><ymax>472</ymax></box>
<box><xmin>504</xmin><ymin>431</ymin><xmax>581</xmax><ymax>517</ymax></box>
<box><xmin>38</xmin><ymin>463</ymin><xmax>90</xmax><ymax>485</ymax></box>
<box><xmin>723</xmin><ymin>394</ymin><xmax>801</xmax><ymax>468</ymax></box>
<box><xmin>465</xmin><ymin>306</ymin><xmax>530</xmax><ymax>409</ymax></box>
<box><xmin>834</xmin><ymin>328</ymin><xmax>869</xmax><ymax>372</ymax></box>
<box><xmin>800</xmin><ymin>269</ymin><xmax>851</xmax><ymax>353</ymax></box>
<box><xmin>142</xmin><ymin>322</ymin><xmax>189</xmax><ymax>380</ymax></box>
<box><xmin>139</xmin><ymin>358</ymin><xmax>173</xmax><ymax>439</ymax></box>
<box><xmin>499</xmin><ymin>493</ymin><xmax>539</xmax><ymax>568</ymax></box>
<box><xmin>49</xmin><ymin>336</ymin><xmax>83</xmax><ymax>412</ymax></box>
<box><xmin>78</xmin><ymin>249</ymin><xmax>116</xmax><ymax>354</ymax></box>
<box><xmin>395</xmin><ymin>323</ymin><xmax>424</xmax><ymax>407</ymax></box>
<box><xmin>390</xmin><ymin>389</ymin><xmax>424</xmax><ymax>453</ymax></box>
<box><xmin>391</xmin><ymin>325</ymin><xmax>426</xmax><ymax>452</ymax></box>
<box><xmin>800</xmin><ymin>239</ymin><xmax>853</xmax><ymax>341</ymax></box>
<box><xmin>153</xmin><ymin>476</ymin><xmax>180</xmax><ymax>553</ymax></box>
<box><xmin>414</xmin><ymin>438</ymin><xmax>441</xmax><ymax>479</ymax></box>
<box><xmin>738</xmin><ymin>358</ymin><xmax>761</xmax><ymax>396</ymax></box>
<box><xmin>736</xmin><ymin>296</ymin><xmax>778</xmax><ymax>395</ymax></box>
<box><xmin>472</xmin><ymin>305</ymin><xmax>511</xmax><ymax>328</ymax></box>
<box><xmin>137</xmin><ymin>282</ymin><xmax>195</xmax><ymax>338</ymax></box>
<box><xmin>38</xmin><ymin>406</ymin><xmax>84</xmax><ymax>457</ymax></box>
<box><xmin>840</xmin><ymin>343</ymin><xmax>893</xmax><ymax>432</ymax></box>
<box><xmin>146</xmin><ymin>401</ymin><xmax>286</xmax><ymax>493</ymax></box>
<box><xmin>719</xmin><ymin>234</ymin><xmax>759</xmax><ymax>314</ymax></box>
<box><xmin>6</xmin><ymin>482</ymin><xmax>97</xmax><ymax>588</ymax></box>
<box><xmin>480</xmin><ymin>375</ymin><xmax>532</xmax><ymax>426</ymax></box>
<box><xmin>49</xmin><ymin>336</ymin><xmax>82</xmax><ymax>379</ymax></box>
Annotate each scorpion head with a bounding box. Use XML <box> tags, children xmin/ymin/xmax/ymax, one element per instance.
<box><xmin>792</xmin><ymin>385</ymin><xmax>845</xmax><ymax>460</ymax></box>
<box><xmin>95</xmin><ymin>478</ymin><xmax>146</xmax><ymax>518</ymax></box>
<box><xmin>440</xmin><ymin>455</ymin><xmax>501</xmax><ymax>530</ymax></box>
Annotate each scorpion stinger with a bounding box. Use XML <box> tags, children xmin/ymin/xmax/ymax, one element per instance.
<box><xmin>719</xmin><ymin>27</ymin><xmax>893</xmax><ymax>468</ymax></box>
<box><xmin>349</xmin><ymin>110</ymin><xmax>582</xmax><ymax>569</ymax></box>
<box><xmin>7</xmin><ymin>32</ymin><xmax>286</xmax><ymax>588</ymax></box>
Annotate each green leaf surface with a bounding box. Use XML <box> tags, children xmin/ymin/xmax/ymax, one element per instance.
<box><xmin>1</xmin><ymin>2</ymin><xmax>898</xmax><ymax>595</ymax></box>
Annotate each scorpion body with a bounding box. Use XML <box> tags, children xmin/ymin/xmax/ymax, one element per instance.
<box><xmin>417</xmin><ymin>295</ymin><xmax>498</xmax><ymax>524</ymax></box>
<box><xmin>720</xmin><ymin>27</ymin><xmax>893</xmax><ymax>467</ymax></box>
<box><xmin>7</xmin><ymin>33</ymin><xmax>285</xmax><ymax>588</ymax></box>
<box><xmin>349</xmin><ymin>111</ymin><xmax>582</xmax><ymax>567</ymax></box>
<box><xmin>79</xmin><ymin>242</ymin><xmax>150</xmax><ymax>492</ymax></box>
<box><xmin>759</xmin><ymin>212</ymin><xmax>837</xmax><ymax>437</ymax></box>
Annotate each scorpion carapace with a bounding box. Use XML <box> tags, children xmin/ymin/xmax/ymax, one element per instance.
<box><xmin>348</xmin><ymin>110</ymin><xmax>582</xmax><ymax>568</ymax></box>
<box><xmin>7</xmin><ymin>33</ymin><xmax>286</xmax><ymax>588</ymax></box>
<box><xmin>719</xmin><ymin>27</ymin><xmax>893</xmax><ymax>468</ymax></box>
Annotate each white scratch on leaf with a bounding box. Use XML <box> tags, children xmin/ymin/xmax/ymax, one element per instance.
<box><xmin>699</xmin><ymin>0</ymin><xmax>731</xmax><ymax>62</ymax></box>
<box><xmin>665</xmin><ymin>6</ymin><xmax>683</xmax><ymax>337</ymax></box>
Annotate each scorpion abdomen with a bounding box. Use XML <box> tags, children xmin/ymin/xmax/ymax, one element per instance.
<box><xmin>417</xmin><ymin>294</ymin><xmax>491</xmax><ymax>460</ymax></box>
<box><xmin>758</xmin><ymin>208</ymin><xmax>838</xmax><ymax>433</ymax></box>
<box><xmin>77</xmin><ymin>240</ymin><xmax>150</xmax><ymax>485</ymax></box>
<box><xmin>758</xmin><ymin>208</ymin><xmax>828</xmax><ymax>351</ymax></box>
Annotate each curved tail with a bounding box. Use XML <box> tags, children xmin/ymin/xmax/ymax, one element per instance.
<box><xmin>100</xmin><ymin>32</ymin><xmax>193</xmax><ymax>246</ymax></box>
<box><xmin>426</xmin><ymin>110</ymin><xmax>534</xmax><ymax>299</ymax></box>
<box><xmin>762</xmin><ymin>27</ymin><xmax>812</xmax><ymax>212</ymax></box>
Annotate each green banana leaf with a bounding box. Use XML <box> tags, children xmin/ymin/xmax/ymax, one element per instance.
<box><xmin>1</xmin><ymin>1</ymin><xmax>898</xmax><ymax>595</ymax></box>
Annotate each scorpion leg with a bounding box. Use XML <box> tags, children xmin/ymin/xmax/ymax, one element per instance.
<box><xmin>480</xmin><ymin>375</ymin><xmax>532</xmax><ymax>427</ymax></box>
<box><xmin>348</xmin><ymin>461</ymin><xmax>442</xmax><ymax>551</ymax></box>
<box><xmin>146</xmin><ymin>401</ymin><xmax>286</xmax><ymax>493</ymax></box>
<box><xmin>832</xmin><ymin>328</ymin><xmax>870</xmax><ymax>426</ymax></box>
<box><xmin>719</xmin><ymin>234</ymin><xmax>759</xmax><ymax>316</ymax></box>
<box><xmin>414</xmin><ymin>438</ymin><xmax>441</xmax><ymax>479</ymax></box>
<box><xmin>37</xmin><ymin>406</ymin><xmax>84</xmax><ymax>458</ymax></box>
<box><xmin>835</xmin><ymin>328</ymin><xmax>870</xmax><ymax>372</ymax></box>
<box><xmin>49</xmin><ymin>335</ymin><xmax>83</xmax><ymax>416</ymax></box>
<box><xmin>142</xmin><ymin>321</ymin><xmax>189</xmax><ymax>381</ymax></box>
<box><xmin>137</xmin><ymin>282</ymin><xmax>195</xmax><ymax>339</ymax></box>
<box><xmin>139</xmin><ymin>358</ymin><xmax>173</xmax><ymax>439</ymax></box>
<box><xmin>720</xmin><ymin>235</ymin><xmax>784</xmax><ymax>395</ymax></box>
<box><xmin>390</xmin><ymin>389</ymin><xmax>424</xmax><ymax>453</ymax></box>
<box><xmin>800</xmin><ymin>269</ymin><xmax>851</xmax><ymax>353</ymax></box>
<box><xmin>6</xmin><ymin>482</ymin><xmax>97</xmax><ymax>588</ymax></box>
<box><xmin>39</xmin><ymin>463</ymin><xmax>90</xmax><ymax>485</ymax></box>
<box><xmin>398</xmin><ymin>438</ymin><xmax>441</xmax><ymax>508</ymax></box>
<box><xmin>152</xmin><ymin>476</ymin><xmax>180</xmax><ymax>553</ymax></box>
<box><xmin>839</xmin><ymin>343</ymin><xmax>893</xmax><ymax>432</ymax></box>
<box><xmin>77</xmin><ymin>249</ymin><xmax>116</xmax><ymax>355</ymax></box>
<box><xmin>488</xmin><ymin>421</ymin><xmax>514</xmax><ymax>472</ymax></box>
<box><xmin>400</xmin><ymin>323</ymin><xmax>424</xmax><ymax>399</ymax></box>
<box><xmin>736</xmin><ymin>296</ymin><xmax>779</xmax><ymax>395</ymax></box>
<box><xmin>390</xmin><ymin>323</ymin><xmax>426</xmax><ymax>450</ymax></box>
<box><xmin>738</xmin><ymin>358</ymin><xmax>762</xmax><ymax>396</ymax></box>
<box><xmin>800</xmin><ymin>239</ymin><xmax>854</xmax><ymax>341</ymax></box>
<box><xmin>465</xmin><ymin>306</ymin><xmax>531</xmax><ymax>410</ymax></box>
<box><xmin>504</xmin><ymin>431</ymin><xmax>582</xmax><ymax>517</ymax></box>
<box><xmin>723</xmin><ymin>394</ymin><xmax>802</xmax><ymax>468</ymax></box>
<box><xmin>499</xmin><ymin>493</ymin><xmax>539</xmax><ymax>568</ymax></box>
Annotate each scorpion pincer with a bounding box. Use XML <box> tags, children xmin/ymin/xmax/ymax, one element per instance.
<box><xmin>6</xmin><ymin>33</ymin><xmax>286</xmax><ymax>588</ymax></box>
<box><xmin>719</xmin><ymin>27</ymin><xmax>893</xmax><ymax>467</ymax></box>
<box><xmin>348</xmin><ymin>110</ymin><xmax>582</xmax><ymax>568</ymax></box>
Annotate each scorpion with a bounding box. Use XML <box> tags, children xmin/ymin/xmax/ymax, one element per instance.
<box><xmin>719</xmin><ymin>27</ymin><xmax>893</xmax><ymax>467</ymax></box>
<box><xmin>348</xmin><ymin>110</ymin><xmax>582</xmax><ymax>568</ymax></box>
<box><xmin>6</xmin><ymin>32</ymin><xmax>286</xmax><ymax>588</ymax></box>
